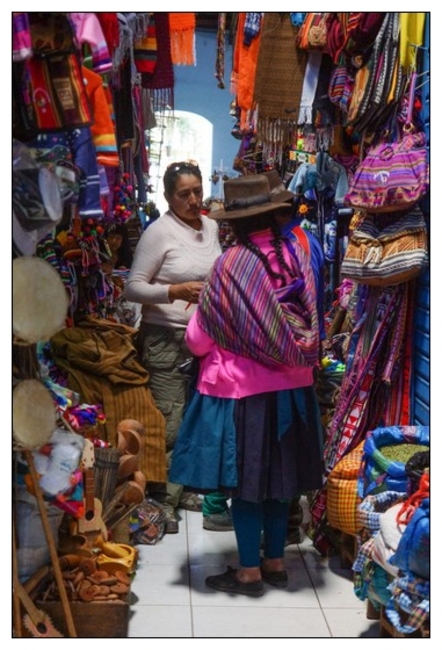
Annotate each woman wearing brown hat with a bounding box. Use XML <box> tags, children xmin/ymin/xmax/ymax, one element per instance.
<box><xmin>169</xmin><ymin>174</ymin><xmax>325</xmax><ymax>596</ymax></box>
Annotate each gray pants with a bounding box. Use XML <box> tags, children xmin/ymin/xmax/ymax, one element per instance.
<box><xmin>137</xmin><ymin>322</ymin><xmax>191</xmax><ymax>508</ymax></box>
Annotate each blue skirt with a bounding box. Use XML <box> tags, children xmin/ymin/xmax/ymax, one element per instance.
<box><xmin>169</xmin><ymin>387</ymin><xmax>325</xmax><ymax>503</ymax></box>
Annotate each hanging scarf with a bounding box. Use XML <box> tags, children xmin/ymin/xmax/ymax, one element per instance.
<box><xmin>231</xmin><ymin>12</ymin><xmax>263</xmax><ymax>132</ymax></box>
<box><xmin>168</xmin><ymin>12</ymin><xmax>196</xmax><ymax>65</ymax></box>
<box><xmin>197</xmin><ymin>241</ymin><xmax>319</xmax><ymax>369</ymax></box>
<box><xmin>134</xmin><ymin>14</ymin><xmax>157</xmax><ymax>75</ymax></box>
<box><xmin>298</xmin><ymin>51</ymin><xmax>322</xmax><ymax>125</ymax></box>
<box><xmin>141</xmin><ymin>12</ymin><xmax>174</xmax><ymax>112</ymax></box>
<box><xmin>253</xmin><ymin>13</ymin><xmax>308</xmax><ymax>162</ymax></box>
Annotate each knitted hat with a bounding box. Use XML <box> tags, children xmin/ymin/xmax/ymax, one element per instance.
<box><xmin>209</xmin><ymin>175</ymin><xmax>293</xmax><ymax>221</ymax></box>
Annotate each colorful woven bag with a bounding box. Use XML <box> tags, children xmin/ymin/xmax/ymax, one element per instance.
<box><xmin>340</xmin><ymin>206</ymin><xmax>429</xmax><ymax>286</ymax></box>
<box><xmin>326</xmin><ymin>440</ymin><xmax>365</xmax><ymax>535</ymax></box>
<box><xmin>344</xmin><ymin>130</ymin><xmax>429</xmax><ymax>213</ymax></box>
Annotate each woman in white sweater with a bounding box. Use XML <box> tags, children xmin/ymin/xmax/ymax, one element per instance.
<box><xmin>125</xmin><ymin>161</ymin><xmax>222</xmax><ymax>533</ymax></box>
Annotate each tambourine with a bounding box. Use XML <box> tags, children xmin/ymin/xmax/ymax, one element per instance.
<box><xmin>13</xmin><ymin>256</ymin><xmax>69</xmax><ymax>344</ymax></box>
<box><xmin>13</xmin><ymin>379</ymin><xmax>56</xmax><ymax>449</ymax></box>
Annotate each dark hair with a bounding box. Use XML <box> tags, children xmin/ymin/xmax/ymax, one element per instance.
<box><xmin>163</xmin><ymin>161</ymin><xmax>202</xmax><ymax>195</ymax></box>
<box><xmin>104</xmin><ymin>222</ymin><xmax>133</xmax><ymax>269</ymax></box>
<box><xmin>229</xmin><ymin>212</ymin><xmax>295</xmax><ymax>285</ymax></box>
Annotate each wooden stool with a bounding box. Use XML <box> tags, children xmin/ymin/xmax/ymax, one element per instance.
<box><xmin>339</xmin><ymin>532</ymin><xmax>357</xmax><ymax>570</ymax></box>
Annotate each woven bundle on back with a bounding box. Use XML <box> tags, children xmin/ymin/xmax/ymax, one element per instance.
<box><xmin>253</xmin><ymin>13</ymin><xmax>308</xmax><ymax>160</ymax></box>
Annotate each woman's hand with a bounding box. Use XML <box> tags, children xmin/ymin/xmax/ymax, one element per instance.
<box><xmin>169</xmin><ymin>281</ymin><xmax>204</xmax><ymax>304</ymax></box>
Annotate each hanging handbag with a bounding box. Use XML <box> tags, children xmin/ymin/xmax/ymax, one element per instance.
<box><xmin>341</xmin><ymin>206</ymin><xmax>429</xmax><ymax>286</ymax></box>
<box><xmin>344</xmin><ymin>130</ymin><xmax>429</xmax><ymax>213</ymax></box>
<box><xmin>296</xmin><ymin>13</ymin><xmax>329</xmax><ymax>51</ymax></box>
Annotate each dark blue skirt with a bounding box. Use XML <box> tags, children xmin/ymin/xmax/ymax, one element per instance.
<box><xmin>169</xmin><ymin>386</ymin><xmax>325</xmax><ymax>503</ymax></box>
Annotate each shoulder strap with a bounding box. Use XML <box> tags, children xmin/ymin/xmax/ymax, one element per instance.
<box><xmin>288</xmin><ymin>225</ymin><xmax>311</xmax><ymax>256</ymax></box>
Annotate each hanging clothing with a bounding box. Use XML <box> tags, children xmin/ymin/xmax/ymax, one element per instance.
<box><xmin>230</xmin><ymin>12</ymin><xmax>263</xmax><ymax>132</ymax></box>
<box><xmin>82</xmin><ymin>66</ymin><xmax>119</xmax><ymax>168</ymax></box>
<box><xmin>141</xmin><ymin>12</ymin><xmax>174</xmax><ymax>112</ymax></box>
<box><xmin>168</xmin><ymin>13</ymin><xmax>196</xmax><ymax>65</ymax></box>
<box><xmin>399</xmin><ymin>13</ymin><xmax>426</xmax><ymax>70</ymax></box>
<box><xmin>69</xmin><ymin>12</ymin><xmax>113</xmax><ymax>74</ymax></box>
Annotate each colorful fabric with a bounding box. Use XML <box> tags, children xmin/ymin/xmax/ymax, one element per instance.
<box><xmin>141</xmin><ymin>12</ymin><xmax>174</xmax><ymax>112</ymax></box>
<box><xmin>385</xmin><ymin>572</ymin><xmax>429</xmax><ymax>634</ymax></box>
<box><xmin>230</xmin><ymin>12</ymin><xmax>262</xmax><ymax>132</ymax></box>
<box><xmin>310</xmin><ymin>283</ymin><xmax>412</xmax><ymax>554</ymax></box>
<box><xmin>14</xmin><ymin>13</ymin><xmax>93</xmax><ymax>135</ymax></box>
<box><xmin>50</xmin><ymin>317</ymin><xmax>167</xmax><ymax>483</ymax></box>
<box><xmin>243</xmin><ymin>12</ymin><xmax>263</xmax><ymax>45</ymax></box>
<box><xmin>13</xmin><ymin>12</ymin><xmax>32</xmax><ymax>61</ymax></box>
<box><xmin>399</xmin><ymin>13</ymin><xmax>426</xmax><ymax>69</ymax></box>
<box><xmin>168</xmin><ymin>13</ymin><xmax>196</xmax><ymax>65</ymax></box>
<box><xmin>23</xmin><ymin>52</ymin><xmax>92</xmax><ymax>134</ymax></box>
<box><xmin>134</xmin><ymin>15</ymin><xmax>158</xmax><ymax>74</ymax></box>
<box><xmin>27</xmin><ymin>128</ymin><xmax>103</xmax><ymax>219</ymax></box>
<box><xmin>326</xmin><ymin>440</ymin><xmax>364</xmax><ymax>535</ymax></box>
<box><xmin>69</xmin><ymin>12</ymin><xmax>113</xmax><ymax>74</ymax></box>
<box><xmin>82</xmin><ymin>67</ymin><xmax>119</xmax><ymax>167</ymax></box>
<box><xmin>197</xmin><ymin>238</ymin><xmax>319</xmax><ymax>369</ymax></box>
<box><xmin>95</xmin><ymin>12</ymin><xmax>120</xmax><ymax>57</ymax></box>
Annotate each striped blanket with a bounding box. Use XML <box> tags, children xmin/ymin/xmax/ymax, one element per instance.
<box><xmin>197</xmin><ymin>242</ymin><xmax>319</xmax><ymax>368</ymax></box>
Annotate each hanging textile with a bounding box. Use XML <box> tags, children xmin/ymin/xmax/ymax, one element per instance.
<box><xmin>141</xmin><ymin>12</ymin><xmax>174</xmax><ymax>113</ymax></box>
<box><xmin>168</xmin><ymin>12</ymin><xmax>196</xmax><ymax>65</ymax></box>
<box><xmin>96</xmin><ymin>12</ymin><xmax>120</xmax><ymax>58</ymax></box>
<box><xmin>133</xmin><ymin>14</ymin><xmax>157</xmax><ymax>75</ymax></box>
<box><xmin>399</xmin><ymin>13</ymin><xmax>426</xmax><ymax>70</ymax></box>
<box><xmin>12</xmin><ymin>12</ymin><xmax>32</xmax><ymax>62</ymax></box>
<box><xmin>253</xmin><ymin>13</ymin><xmax>308</xmax><ymax>161</ymax></box>
<box><xmin>82</xmin><ymin>66</ymin><xmax>119</xmax><ymax>168</ymax></box>
<box><xmin>230</xmin><ymin>12</ymin><xmax>263</xmax><ymax>132</ymax></box>
<box><xmin>215</xmin><ymin>12</ymin><xmax>226</xmax><ymax>89</ymax></box>
<box><xmin>310</xmin><ymin>282</ymin><xmax>412</xmax><ymax>554</ymax></box>
<box><xmin>297</xmin><ymin>51</ymin><xmax>322</xmax><ymax>126</ymax></box>
<box><xmin>69</xmin><ymin>12</ymin><xmax>113</xmax><ymax>74</ymax></box>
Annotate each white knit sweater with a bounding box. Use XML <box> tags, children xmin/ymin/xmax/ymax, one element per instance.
<box><xmin>125</xmin><ymin>210</ymin><xmax>221</xmax><ymax>328</ymax></box>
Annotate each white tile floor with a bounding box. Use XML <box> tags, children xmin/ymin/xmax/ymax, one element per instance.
<box><xmin>127</xmin><ymin>506</ymin><xmax>381</xmax><ymax>639</ymax></box>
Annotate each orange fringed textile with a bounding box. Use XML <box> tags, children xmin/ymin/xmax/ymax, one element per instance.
<box><xmin>231</xmin><ymin>12</ymin><xmax>262</xmax><ymax>132</ymax></box>
<box><xmin>168</xmin><ymin>12</ymin><xmax>196</xmax><ymax>65</ymax></box>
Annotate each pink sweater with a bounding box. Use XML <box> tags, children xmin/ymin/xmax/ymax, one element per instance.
<box><xmin>186</xmin><ymin>315</ymin><xmax>314</xmax><ymax>399</ymax></box>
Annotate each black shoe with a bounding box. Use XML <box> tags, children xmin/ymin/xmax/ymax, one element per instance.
<box><xmin>205</xmin><ymin>566</ymin><xmax>264</xmax><ymax>597</ymax></box>
<box><xmin>261</xmin><ymin>567</ymin><xmax>288</xmax><ymax>588</ymax></box>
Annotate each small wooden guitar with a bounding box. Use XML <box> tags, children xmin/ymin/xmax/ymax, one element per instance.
<box><xmin>75</xmin><ymin>439</ymin><xmax>108</xmax><ymax>541</ymax></box>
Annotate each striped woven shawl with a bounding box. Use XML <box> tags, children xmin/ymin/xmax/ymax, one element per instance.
<box><xmin>197</xmin><ymin>242</ymin><xmax>319</xmax><ymax>368</ymax></box>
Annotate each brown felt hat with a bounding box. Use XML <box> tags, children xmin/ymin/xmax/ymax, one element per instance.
<box><xmin>261</xmin><ymin>169</ymin><xmax>295</xmax><ymax>203</ymax></box>
<box><xmin>209</xmin><ymin>174</ymin><xmax>293</xmax><ymax>221</ymax></box>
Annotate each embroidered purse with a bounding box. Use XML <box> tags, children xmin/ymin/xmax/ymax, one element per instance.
<box><xmin>344</xmin><ymin>131</ymin><xmax>429</xmax><ymax>213</ymax></box>
<box><xmin>341</xmin><ymin>207</ymin><xmax>429</xmax><ymax>286</ymax></box>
